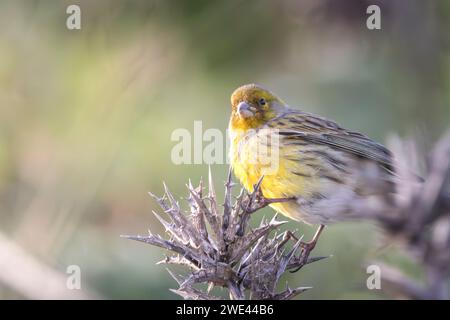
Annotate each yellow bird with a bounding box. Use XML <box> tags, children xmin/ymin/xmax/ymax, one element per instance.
<box><xmin>229</xmin><ymin>84</ymin><xmax>395</xmax><ymax>249</ymax></box>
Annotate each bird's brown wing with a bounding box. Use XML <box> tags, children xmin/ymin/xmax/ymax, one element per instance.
<box><xmin>271</xmin><ymin>110</ymin><xmax>394</xmax><ymax>172</ymax></box>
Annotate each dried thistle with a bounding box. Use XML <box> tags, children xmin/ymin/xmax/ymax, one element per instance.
<box><xmin>360</xmin><ymin>133</ymin><xmax>450</xmax><ymax>299</ymax></box>
<box><xmin>122</xmin><ymin>168</ymin><xmax>327</xmax><ymax>300</ymax></box>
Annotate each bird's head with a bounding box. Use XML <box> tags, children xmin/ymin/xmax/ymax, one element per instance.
<box><xmin>229</xmin><ymin>84</ymin><xmax>287</xmax><ymax>131</ymax></box>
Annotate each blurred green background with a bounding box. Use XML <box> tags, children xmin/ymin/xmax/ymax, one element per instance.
<box><xmin>0</xmin><ymin>0</ymin><xmax>449</xmax><ymax>299</ymax></box>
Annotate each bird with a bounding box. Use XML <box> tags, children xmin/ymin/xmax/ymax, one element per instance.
<box><xmin>228</xmin><ymin>83</ymin><xmax>396</xmax><ymax>252</ymax></box>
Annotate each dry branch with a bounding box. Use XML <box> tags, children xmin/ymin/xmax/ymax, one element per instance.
<box><xmin>124</xmin><ymin>133</ymin><xmax>450</xmax><ymax>300</ymax></box>
<box><xmin>122</xmin><ymin>168</ymin><xmax>327</xmax><ymax>300</ymax></box>
<box><xmin>360</xmin><ymin>133</ymin><xmax>450</xmax><ymax>300</ymax></box>
<box><xmin>0</xmin><ymin>233</ymin><xmax>98</xmax><ymax>299</ymax></box>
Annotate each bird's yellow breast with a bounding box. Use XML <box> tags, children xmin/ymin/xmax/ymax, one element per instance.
<box><xmin>229</xmin><ymin>127</ymin><xmax>321</xmax><ymax>221</ymax></box>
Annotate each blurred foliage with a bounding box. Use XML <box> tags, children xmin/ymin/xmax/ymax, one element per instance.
<box><xmin>0</xmin><ymin>0</ymin><xmax>449</xmax><ymax>299</ymax></box>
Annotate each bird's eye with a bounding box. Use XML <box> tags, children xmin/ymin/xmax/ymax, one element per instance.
<box><xmin>258</xmin><ymin>98</ymin><xmax>266</xmax><ymax>106</ymax></box>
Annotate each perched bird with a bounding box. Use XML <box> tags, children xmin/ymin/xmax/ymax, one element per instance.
<box><xmin>229</xmin><ymin>84</ymin><xmax>396</xmax><ymax>249</ymax></box>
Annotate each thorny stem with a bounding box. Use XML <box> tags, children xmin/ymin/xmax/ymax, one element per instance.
<box><xmin>241</xmin><ymin>176</ymin><xmax>295</xmax><ymax>214</ymax></box>
<box><xmin>363</xmin><ymin>133</ymin><xmax>450</xmax><ymax>300</ymax></box>
<box><xmin>123</xmin><ymin>133</ymin><xmax>450</xmax><ymax>300</ymax></box>
<box><xmin>123</xmin><ymin>169</ymin><xmax>328</xmax><ymax>300</ymax></box>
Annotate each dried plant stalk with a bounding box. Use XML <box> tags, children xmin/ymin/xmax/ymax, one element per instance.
<box><xmin>123</xmin><ymin>133</ymin><xmax>450</xmax><ymax>300</ymax></box>
<box><xmin>122</xmin><ymin>168</ymin><xmax>327</xmax><ymax>300</ymax></box>
<box><xmin>360</xmin><ymin>133</ymin><xmax>450</xmax><ymax>300</ymax></box>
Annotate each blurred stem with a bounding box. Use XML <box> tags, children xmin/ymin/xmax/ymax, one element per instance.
<box><xmin>0</xmin><ymin>232</ymin><xmax>99</xmax><ymax>299</ymax></box>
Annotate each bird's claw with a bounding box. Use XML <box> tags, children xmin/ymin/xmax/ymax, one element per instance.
<box><xmin>289</xmin><ymin>225</ymin><xmax>325</xmax><ymax>273</ymax></box>
<box><xmin>241</xmin><ymin>186</ymin><xmax>295</xmax><ymax>214</ymax></box>
<box><xmin>240</xmin><ymin>177</ymin><xmax>296</xmax><ymax>213</ymax></box>
<box><xmin>289</xmin><ymin>241</ymin><xmax>316</xmax><ymax>273</ymax></box>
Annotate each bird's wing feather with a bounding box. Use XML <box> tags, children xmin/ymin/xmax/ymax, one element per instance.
<box><xmin>272</xmin><ymin>110</ymin><xmax>394</xmax><ymax>171</ymax></box>
<box><xmin>299</xmin><ymin>133</ymin><xmax>392</xmax><ymax>168</ymax></box>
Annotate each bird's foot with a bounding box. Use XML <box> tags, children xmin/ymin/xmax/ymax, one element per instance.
<box><xmin>242</xmin><ymin>191</ymin><xmax>294</xmax><ymax>214</ymax></box>
<box><xmin>241</xmin><ymin>177</ymin><xmax>295</xmax><ymax>214</ymax></box>
<box><xmin>290</xmin><ymin>225</ymin><xmax>325</xmax><ymax>273</ymax></box>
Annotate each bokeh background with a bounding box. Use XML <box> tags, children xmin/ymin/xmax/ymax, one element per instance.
<box><xmin>0</xmin><ymin>0</ymin><xmax>449</xmax><ymax>299</ymax></box>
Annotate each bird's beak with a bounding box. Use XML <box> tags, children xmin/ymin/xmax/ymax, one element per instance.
<box><xmin>237</xmin><ymin>101</ymin><xmax>254</xmax><ymax>119</ymax></box>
